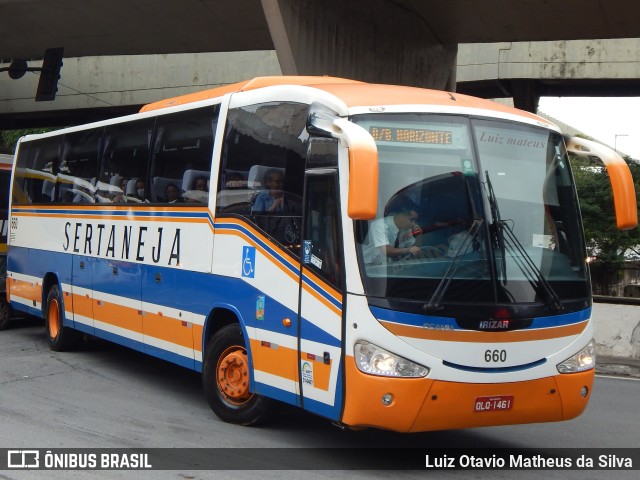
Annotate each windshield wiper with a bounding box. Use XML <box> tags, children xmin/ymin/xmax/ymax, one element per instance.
<box><xmin>501</xmin><ymin>222</ymin><xmax>563</xmax><ymax>311</ymax></box>
<box><xmin>424</xmin><ymin>219</ymin><xmax>483</xmax><ymax>312</ymax></box>
<box><xmin>484</xmin><ymin>171</ymin><xmax>563</xmax><ymax>311</ymax></box>
<box><xmin>485</xmin><ymin>171</ymin><xmax>507</xmax><ymax>284</ymax></box>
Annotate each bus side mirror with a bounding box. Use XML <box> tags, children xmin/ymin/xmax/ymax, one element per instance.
<box><xmin>565</xmin><ymin>136</ymin><xmax>638</xmax><ymax>230</ymax></box>
<box><xmin>308</xmin><ymin>110</ymin><xmax>378</xmax><ymax>219</ymax></box>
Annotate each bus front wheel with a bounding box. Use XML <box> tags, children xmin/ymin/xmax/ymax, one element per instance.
<box><xmin>45</xmin><ymin>285</ymin><xmax>81</xmax><ymax>351</ymax></box>
<box><xmin>202</xmin><ymin>323</ymin><xmax>272</xmax><ymax>425</ymax></box>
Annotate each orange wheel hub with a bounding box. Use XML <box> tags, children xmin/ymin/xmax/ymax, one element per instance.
<box><xmin>48</xmin><ymin>298</ymin><xmax>60</xmax><ymax>339</ymax></box>
<box><xmin>217</xmin><ymin>346</ymin><xmax>251</xmax><ymax>404</ymax></box>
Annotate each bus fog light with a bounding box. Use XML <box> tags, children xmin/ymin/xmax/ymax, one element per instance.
<box><xmin>381</xmin><ymin>393</ymin><xmax>393</xmax><ymax>406</ymax></box>
<box><xmin>354</xmin><ymin>341</ymin><xmax>429</xmax><ymax>377</ymax></box>
<box><xmin>580</xmin><ymin>386</ymin><xmax>588</xmax><ymax>398</ymax></box>
<box><xmin>557</xmin><ymin>340</ymin><xmax>595</xmax><ymax>373</ymax></box>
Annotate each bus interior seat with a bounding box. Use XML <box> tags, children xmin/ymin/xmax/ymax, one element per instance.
<box><xmin>152</xmin><ymin>176</ymin><xmax>181</xmax><ymax>202</ymax></box>
<box><xmin>247</xmin><ymin>165</ymin><xmax>285</xmax><ymax>190</ymax></box>
<box><xmin>181</xmin><ymin>169</ymin><xmax>210</xmax><ymax>192</ymax></box>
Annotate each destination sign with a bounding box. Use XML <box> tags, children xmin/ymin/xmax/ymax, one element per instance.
<box><xmin>370</xmin><ymin>126</ymin><xmax>453</xmax><ymax>145</ymax></box>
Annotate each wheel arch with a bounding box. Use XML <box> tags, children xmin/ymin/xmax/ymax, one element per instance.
<box><xmin>202</xmin><ymin>304</ymin><xmax>248</xmax><ymax>357</ymax></box>
<box><xmin>41</xmin><ymin>272</ymin><xmax>61</xmax><ymax>318</ymax></box>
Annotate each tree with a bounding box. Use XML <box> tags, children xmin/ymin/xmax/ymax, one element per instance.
<box><xmin>569</xmin><ymin>154</ymin><xmax>640</xmax><ymax>294</ymax></box>
<box><xmin>0</xmin><ymin>128</ymin><xmax>54</xmax><ymax>154</ymax></box>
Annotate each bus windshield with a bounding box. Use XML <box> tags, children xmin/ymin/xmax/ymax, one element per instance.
<box><xmin>352</xmin><ymin>113</ymin><xmax>589</xmax><ymax>313</ymax></box>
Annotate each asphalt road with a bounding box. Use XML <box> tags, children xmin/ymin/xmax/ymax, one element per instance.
<box><xmin>0</xmin><ymin>317</ymin><xmax>638</xmax><ymax>479</ymax></box>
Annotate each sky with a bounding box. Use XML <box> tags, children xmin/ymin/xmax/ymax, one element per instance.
<box><xmin>537</xmin><ymin>97</ymin><xmax>640</xmax><ymax>160</ymax></box>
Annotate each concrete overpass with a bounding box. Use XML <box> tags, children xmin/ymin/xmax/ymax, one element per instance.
<box><xmin>2</xmin><ymin>0</ymin><xmax>640</xmax><ymax>93</ymax></box>
<box><xmin>4</xmin><ymin>38</ymin><xmax>640</xmax><ymax>129</ymax></box>
<box><xmin>3</xmin><ymin>1</ymin><xmax>640</xmax><ymax>128</ymax></box>
<box><xmin>456</xmin><ymin>39</ymin><xmax>640</xmax><ymax>112</ymax></box>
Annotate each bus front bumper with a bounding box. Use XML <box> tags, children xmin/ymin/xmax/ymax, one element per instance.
<box><xmin>341</xmin><ymin>357</ymin><xmax>594</xmax><ymax>433</ymax></box>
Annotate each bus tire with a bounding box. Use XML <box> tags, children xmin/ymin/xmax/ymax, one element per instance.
<box><xmin>202</xmin><ymin>323</ymin><xmax>272</xmax><ymax>426</ymax></box>
<box><xmin>45</xmin><ymin>285</ymin><xmax>80</xmax><ymax>351</ymax></box>
<box><xmin>0</xmin><ymin>297</ymin><xmax>10</xmax><ymax>330</ymax></box>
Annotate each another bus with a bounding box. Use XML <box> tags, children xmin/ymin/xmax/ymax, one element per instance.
<box><xmin>0</xmin><ymin>154</ymin><xmax>12</xmax><ymax>329</ymax></box>
<box><xmin>7</xmin><ymin>76</ymin><xmax>637</xmax><ymax>432</ymax></box>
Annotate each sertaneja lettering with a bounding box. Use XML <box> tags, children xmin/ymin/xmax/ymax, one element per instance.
<box><xmin>63</xmin><ymin>221</ymin><xmax>180</xmax><ymax>265</ymax></box>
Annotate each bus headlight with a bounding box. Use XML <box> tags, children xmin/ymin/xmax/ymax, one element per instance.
<box><xmin>354</xmin><ymin>341</ymin><xmax>429</xmax><ymax>377</ymax></box>
<box><xmin>556</xmin><ymin>340</ymin><xmax>596</xmax><ymax>373</ymax></box>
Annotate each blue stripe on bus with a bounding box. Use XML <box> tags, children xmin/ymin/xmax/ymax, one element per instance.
<box><xmin>300</xmin><ymin>318</ymin><xmax>341</xmax><ymax>347</ymax></box>
<box><xmin>92</xmin><ymin>324</ymin><xmax>196</xmax><ymax>370</ymax></box>
<box><xmin>216</xmin><ymin>220</ymin><xmax>342</xmax><ymax>311</ymax></box>
<box><xmin>143</xmin><ymin>342</ymin><xmax>196</xmax><ymax>370</ymax></box>
<box><xmin>215</xmin><ymin>220</ymin><xmax>301</xmax><ymax>278</ymax></box>
<box><xmin>9</xmin><ymin>246</ymin><xmax>339</xmax><ymax>357</ymax></box>
<box><xmin>254</xmin><ymin>381</ymin><xmax>300</xmax><ymax>408</ymax></box>
<box><xmin>301</xmin><ymin>273</ymin><xmax>342</xmax><ymax>311</ymax></box>
<box><xmin>370</xmin><ymin>305</ymin><xmax>591</xmax><ymax>330</ymax></box>
<box><xmin>301</xmin><ymin>362</ymin><xmax>343</xmax><ymax>421</ymax></box>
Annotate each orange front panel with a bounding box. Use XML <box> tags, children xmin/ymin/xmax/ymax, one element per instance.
<box><xmin>341</xmin><ymin>355</ymin><xmax>594</xmax><ymax>433</ymax></box>
<box><xmin>341</xmin><ymin>356</ymin><xmax>434</xmax><ymax>432</ymax></box>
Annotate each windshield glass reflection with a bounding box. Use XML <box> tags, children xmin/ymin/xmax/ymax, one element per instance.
<box><xmin>352</xmin><ymin>114</ymin><xmax>589</xmax><ymax>312</ymax></box>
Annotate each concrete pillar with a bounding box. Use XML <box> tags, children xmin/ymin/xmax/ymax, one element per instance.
<box><xmin>510</xmin><ymin>79</ymin><xmax>540</xmax><ymax>113</ymax></box>
<box><xmin>261</xmin><ymin>0</ymin><xmax>458</xmax><ymax>90</ymax></box>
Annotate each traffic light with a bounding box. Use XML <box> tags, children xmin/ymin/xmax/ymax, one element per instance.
<box><xmin>36</xmin><ymin>47</ymin><xmax>64</xmax><ymax>102</ymax></box>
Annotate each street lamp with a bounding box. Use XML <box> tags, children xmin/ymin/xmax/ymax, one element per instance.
<box><xmin>614</xmin><ymin>134</ymin><xmax>629</xmax><ymax>153</ymax></box>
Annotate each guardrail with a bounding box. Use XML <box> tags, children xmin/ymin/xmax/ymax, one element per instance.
<box><xmin>593</xmin><ymin>295</ymin><xmax>640</xmax><ymax>306</ymax></box>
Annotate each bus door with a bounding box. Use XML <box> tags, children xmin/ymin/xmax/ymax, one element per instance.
<box><xmin>92</xmin><ymin>256</ymin><xmax>143</xmax><ymax>351</ymax></box>
<box><xmin>297</xmin><ymin>168</ymin><xmax>344</xmax><ymax>420</ymax></box>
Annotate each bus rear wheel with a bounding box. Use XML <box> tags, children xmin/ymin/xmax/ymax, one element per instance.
<box><xmin>45</xmin><ymin>285</ymin><xmax>81</xmax><ymax>351</ymax></box>
<box><xmin>202</xmin><ymin>323</ymin><xmax>272</xmax><ymax>425</ymax></box>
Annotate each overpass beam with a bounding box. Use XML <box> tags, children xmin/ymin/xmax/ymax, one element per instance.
<box><xmin>261</xmin><ymin>0</ymin><xmax>458</xmax><ymax>90</ymax></box>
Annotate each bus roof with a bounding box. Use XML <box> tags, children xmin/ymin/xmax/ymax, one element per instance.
<box><xmin>140</xmin><ymin>75</ymin><xmax>552</xmax><ymax>127</ymax></box>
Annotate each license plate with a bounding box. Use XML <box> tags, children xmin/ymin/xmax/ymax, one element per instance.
<box><xmin>474</xmin><ymin>395</ymin><xmax>514</xmax><ymax>413</ymax></box>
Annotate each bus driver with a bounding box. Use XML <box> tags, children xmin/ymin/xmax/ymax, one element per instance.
<box><xmin>362</xmin><ymin>197</ymin><xmax>421</xmax><ymax>264</ymax></box>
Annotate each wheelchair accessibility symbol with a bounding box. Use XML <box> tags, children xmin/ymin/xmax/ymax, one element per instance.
<box><xmin>242</xmin><ymin>246</ymin><xmax>256</xmax><ymax>278</ymax></box>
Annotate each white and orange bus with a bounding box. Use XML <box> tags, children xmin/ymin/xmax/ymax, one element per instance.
<box><xmin>7</xmin><ymin>77</ymin><xmax>637</xmax><ymax>431</ymax></box>
<box><xmin>0</xmin><ymin>153</ymin><xmax>13</xmax><ymax>329</ymax></box>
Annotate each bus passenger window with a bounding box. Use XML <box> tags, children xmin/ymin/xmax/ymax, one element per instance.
<box><xmin>100</xmin><ymin>118</ymin><xmax>155</xmax><ymax>203</ymax></box>
<box><xmin>149</xmin><ymin>105</ymin><xmax>218</xmax><ymax>204</ymax></box>
<box><xmin>217</xmin><ymin>101</ymin><xmax>309</xmax><ymax>257</ymax></box>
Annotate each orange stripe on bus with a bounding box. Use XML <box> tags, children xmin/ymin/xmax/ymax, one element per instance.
<box><xmin>13</xmin><ymin>205</ymin><xmax>208</xmax><ymax>214</ymax></box>
<box><xmin>143</xmin><ymin>312</ymin><xmax>195</xmax><ymax>350</ymax></box>
<box><xmin>13</xmin><ymin>212</ymin><xmax>209</xmax><ymax>224</ymax></box>
<box><xmin>92</xmin><ymin>299</ymin><xmax>142</xmax><ymax>333</ymax></box>
<box><xmin>218</xmin><ymin>219</ymin><xmax>343</xmax><ymax>314</ymax></box>
<box><xmin>250</xmin><ymin>338</ymin><xmax>298</xmax><ymax>382</ymax></box>
<box><xmin>9</xmin><ymin>277</ymin><xmax>42</xmax><ymax>303</ymax></box>
<box><xmin>71</xmin><ymin>293</ymin><xmax>93</xmax><ymax>319</ymax></box>
<box><xmin>300</xmin><ymin>278</ymin><xmax>341</xmax><ymax>318</ymax></box>
<box><xmin>301</xmin><ymin>265</ymin><xmax>341</xmax><ymax>304</ymax></box>
<box><xmin>379</xmin><ymin>320</ymin><xmax>588</xmax><ymax>343</ymax></box>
